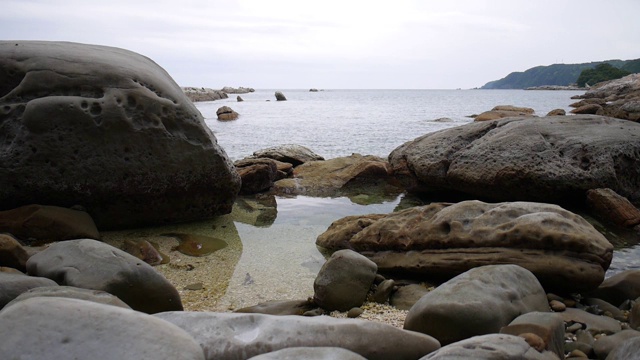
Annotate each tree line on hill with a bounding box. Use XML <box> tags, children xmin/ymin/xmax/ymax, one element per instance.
<box><xmin>481</xmin><ymin>58</ymin><xmax>640</xmax><ymax>89</ymax></box>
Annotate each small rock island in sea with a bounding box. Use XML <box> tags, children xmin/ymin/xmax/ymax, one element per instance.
<box><xmin>2</xmin><ymin>41</ymin><xmax>640</xmax><ymax>359</ymax></box>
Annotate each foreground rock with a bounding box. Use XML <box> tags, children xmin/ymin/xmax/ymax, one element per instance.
<box><xmin>26</xmin><ymin>239</ymin><xmax>182</xmax><ymax>313</ymax></box>
<box><xmin>389</xmin><ymin>115</ymin><xmax>640</xmax><ymax>205</ymax></box>
<box><xmin>182</xmin><ymin>87</ymin><xmax>228</xmax><ymax>102</ymax></box>
<box><xmin>4</xmin><ymin>285</ymin><xmax>131</xmax><ymax>310</ymax></box>
<box><xmin>252</xmin><ymin>144</ymin><xmax>324</xmax><ymax>166</ymax></box>
<box><xmin>404</xmin><ymin>265</ymin><xmax>549</xmax><ymax>345</ymax></box>
<box><xmin>0</xmin><ymin>297</ymin><xmax>204</xmax><ymax>360</ymax></box>
<box><xmin>0</xmin><ymin>272</ymin><xmax>58</xmax><ymax>308</ymax></box>
<box><xmin>273</xmin><ymin>154</ymin><xmax>397</xmax><ymax>197</ymax></box>
<box><xmin>590</xmin><ymin>270</ymin><xmax>640</xmax><ymax>306</ymax></box>
<box><xmin>0</xmin><ymin>204</ymin><xmax>99</xmax><ymax>244</ymax></box>
<box><xmin>234</xmin><ymin>158</ymin><xmax>280</xmax><ymax>194</ymax></box>
<box><xmin>317</xmin><ymin>200</ymin><xmax>612</xmax><ymax>292</ymax></box>
<box><xmin>156</xmin><ymin>311</ymin><xmax>441</xmax><ymax>360</ymax></box>
<box><xmin>0</xmin><ymin>41</ymin><xmax>240</xmax><ymax>229</ymax></box>
<box><xmin>422</xmin><ymin>334</ymin><xmax>558</xmax><ymax>359</ymax></box>
<box><xmin>574</xmin><ymin>73</ymin><xmax>640</xmax><ymax>121</ymax></box>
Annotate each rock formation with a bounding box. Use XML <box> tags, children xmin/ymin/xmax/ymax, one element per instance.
<box><xmin>0</xmin><ymin>41</ymin><xmax>240</xmax><ymax>229</ymax></box>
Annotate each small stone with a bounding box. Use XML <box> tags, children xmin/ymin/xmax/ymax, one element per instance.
<box><xmin>567</xmin><ymin>322</ymin><xmax>585</xmax><ymax>333</ymax></box>
<box><xmin>547</xmin><ymin>293</ymin><xmax>564</xmax><ymax>302</ymax></box>
<box><xmin>183</xmin><ymin>283</ymin><xmax>203</xmax><ymax>291</ymax></box>
<box><xmin>518</xmin><ymin>332</ymin><xmax>545</xmax><ymax>352</ymax></box>
<box><xmin>347</xmin><ymin>307</ymin><xmax>364</xmax><ymax>318</ymax></box>
<box><xmin>568</xmin><ymin>349</ymin><xmax>589</xmax><ymax>358</ymax></box>
<box><xmin>564</xmin><ymin>299</ymin><xmax>577</xmax><ymax>308</ymax></box>
<box><xmin>550</xmin><ymin>300</ymin><xmax>567</xmax><ymax>312</ymax></box>
<box><xmin>302</xmin><ymin>308</ymin><xmax>324</xmax><ymax>317</ymax></box>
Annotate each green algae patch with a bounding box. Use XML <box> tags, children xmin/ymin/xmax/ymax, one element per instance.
<box><xmin>162</xmin><ymin>232</ymin><xmax>228</xmax><ymax>257</ymax></box>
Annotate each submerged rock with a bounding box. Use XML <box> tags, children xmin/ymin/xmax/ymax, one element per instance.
<box><xmin>0</xmin><ymin>41</ymin><xmax>240</xmax><ymax>229</ymax></box>
<box><xmin>316</xmin><ymin>200</ymin><xmax>612</xmax><ymax>292</ymax></box>
<box><xmin>275</xmin><ymin>91</ymin><xmax>287</xmax><ymax>101</ymax></box>
<box><xmin>389</xmin><ymin>115</ymin><xmax>640</xmax><ymax>205</ymax></box>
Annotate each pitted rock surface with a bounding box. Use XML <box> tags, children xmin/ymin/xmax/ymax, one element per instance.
<box><xmin>0</xmin><ymin>41</ymin><xmax>240</xmax><ymax>229</ymax></box>
<box><xmin>316</xmin><ymin>200</ymin><xmax>613</xmax><ymax>292</ymax></box>
<box><xmin>389</xmin><ymin>115</ymin><xmax>640</xmax><ymax>205</ymax></box>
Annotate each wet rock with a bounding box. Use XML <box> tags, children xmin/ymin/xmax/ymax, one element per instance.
<box><xmin>26</xmin><ymin>238</ymin><xmax>182</xmax><ymax>313</ymax></box>
<box><xmin>235</xmin><ymin>299</ymin><xmax>317</xmax><ymax>316</ymax></box>
<box><xmin>390</xmin><ymin>284</ymin><xmax>430</xmax><ymax>310</ymax></box>
<box><xmin>4</xmin><ymin>285</ymin><xmax>131</xmax><ymax>310</ymax></box>
<box><xmin>0</xmin><ymin>41</ymin><xmax>240</xmax><ymax>229</ymax></box>
<box><xmin>0</xmin><ymin>272</ymin><xmax>58</xmax><ymax>309</ymax></box>
<box><xmin>122</xmin><ymin>239</ymin><xmax>167</xmax><ymax>266</ymax></box>
<box><xmin>274</xmin><ymin>91</ymin><xmax>287</xmax><ymax>101</ymax></box>
<box><xmin>162</xmin><ymin>233</ymin><xmax>227</xmax><ymax>257</ymax></box>
<box><xmin>182</xmin><ymin>87</ymin><xmax>227</xmax><ymax>102</ymax></box>
<box><xmin>0</xmin><ymin>297</ymin><xmax>204</xmax><ymax>360</ymax></box>
<box><xmin>234</xmin><ymin>158</ymin><xmax>279</xmax><ymax>194</ymax></box>
<box><xmin>248</xmin><ymin>347</ymin><xmax>366</xmax><ymax>360</ymax></box>
<box><xmin>313</xmin><ymin>249</ymin><xmax>377</xmax><ymax>312</ymax></box>
<box><xmin>231</xmin><ymin>194</ymin><xmax>278</xmax><ymax>227</ymax></box>
<box><xmin>156</xmin><ymin>311</ymin><xmax>440</xmax><ymax>360</ymax></box>
<box><xmin>500</xmin><ymin>312</ymin><xmax>565</xmax><ymax>358</ymax></box>
<box><xmin>587</xmin><ymin>188</ymin><xmax>640</xmax><ymax>228</ymax></box>
<box><xmin>422</xmin><ymin>334</ymin><xmax>558</xmax><ymax>360</ymax></box>
<box><xmin>389</xmin><ymin>115</ymin><xmax>640</xmax><ymax>205</ymax></box>
<box><xmin>550</xmin><ymin>300</ymin><xmax>566</xmax><ymax>312</ymax></box>
<box><xmin>558</xmin><ymin>308</ymin><xmax>621</xmax><ymax>335</ymax></box>
<box><xmin>216</xmin><ymin>105</ymin><xmax>239</xmax><ymax>121</ymax></box>
<box><xmin>252</xmin><ymin>144</ymin><xmax>324</xmax><ymax>167</ymax></box>
<box><xmin>404</xmin><ymin>265</ymin><xmax>549</xmax><ymax>345</ymax></box>
<box><xmin>593</xmin><ymin>329</ymin><xmax>640</xmax><ymax>360</ymax></box>
<box><xmin>273</xmin><ymin>154</ymin><xmax>397</xmax><ymax>197</ymax></box>
<box><xmin>0</xmin><ymin>233</ymin><xmax>29</xmax><ymax>272</ymax></box>
<box><xmin>0</xmin><ymin>204</ymin><xmax>99</xmax><ymax>244</ymax></box>
<box><xmin>317</xmin><ymin>201</ymin><xmax>612</xmax><ymax>293</ymax></box>
<box><xmin>590</xmin><ymin>270</ymin><xmax>640</xmax><ymax>307</ymax></box>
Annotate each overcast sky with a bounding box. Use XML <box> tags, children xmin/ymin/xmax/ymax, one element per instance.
<box><xmin>2</xmin><ymin>0</ymin><xmax>639</xmax><ymax>89</ymax></box>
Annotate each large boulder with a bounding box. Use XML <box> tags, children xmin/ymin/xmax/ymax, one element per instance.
<box><xmin>576</xmin><ymin>74</ymin><xmax>640</xmax><ymax>121</ymax></box>
<box><xmin>26</xmin><ymin>238</ymin><xmax>182</xmax><ymax>313</ymax></box>
<box><xmin>0</xmin><ymin>297</ymin><xmax>205</xmax><ymax>360</ymax></box>
<box><xmin>0</xmin><ymin>272</ymin><xmax>58</xmax><ymax>309</ymax></box>
<box><xmin>156</xmin><ymin>311</ymin><xmax>441</xmax><ymax>360</ymax></box>
<box><xmin>0</xmin><ymin>41</ymin><xmax>240</xmax><ymax>229</ymax></box>
<box><xmin>590</xmin><ymin>270</ymin><xmax>640</xmax><ymax>307</ymax></box>
<box><xmin>404</xmin><ymin>265</ymin><xmax>549</xmax><ymax>345</ymax></box>
<box><xmin>421</xmin><ymin>334</ymin><xmax>558</xmax><ymax>360</ymax></box>
<box><xmin>388</xmin><ymin>115</ymin><xmax>640</xmax><ymax>205</ymax></box>
<box><xmin>0</xmin><ymin>204</ymin><xmax>99</xmax><ymax>244</ymax></box>
<box><xmin>316</xmin><ymin>200</ymin><xmax>613</xmax><ymax>293</ymax></box>
<box><xmin>4</xmin><ymin>285</ymin><xmax>131</xmax><ymax>310</ymax></box>
<box><xmin>252</xmin><ymin>144</ymin><xmax>324</xmax><ymax>166</ymax></box>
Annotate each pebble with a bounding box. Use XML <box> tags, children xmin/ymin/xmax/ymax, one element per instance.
<box><xmin>550</xmin><ymin>299</ymin><xmax>567</xmax><ymax>312</ymax></box>
<box><xmin>567</xmin><ymin>322</ymin><xmax>585</xmax><ymax>333</ymax></box>
<box><xmin>568</xmin><ymin>349</ymin><xmax>588</xmax><ymax>358</ymax></box>
<box><xmin>519</xmin><ymin>332</ymin><xmax>545</xmax><ymax>352</ymax></box>
<box><xmin>347</xmin><ymin>307</ymin><xmax>364</xmax><ymax>318</ymax></box>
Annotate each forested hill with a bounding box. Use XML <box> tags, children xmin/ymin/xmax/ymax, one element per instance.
<box><xmin>481</xmin><ymin>59</ymin><xmax>640</xmax><ymax>89</ymax></box>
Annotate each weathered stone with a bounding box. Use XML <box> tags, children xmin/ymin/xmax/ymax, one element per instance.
<box><xmin>234</xmin><ymin>158</ymin><xmax>278</xmax><ymax>194</ymax></box>
<box><xmin>314</xmin><ymin>249</ymin><xmax>377</xmax><ymax>312</ymax></box>
<box><xmin>248</xmin><ymin>347</ymin><xmax>367</xmax><ymax>360</ymax></box>
<box><xmin>493</xmin><ymin>105</ymin><xmax>536</xmax><ymax>114</ymax></box>
<box><xmin>575</xmin><ymin>74</ymin><xmax>640</xmax><ymax>121</ymax></box>
<box><xmin>558</xmin><ymin>308</ymin><xmax>621</xmax><ymax>335</ymax></box>
<box><xmin>594</xmin><ymin>329</ymin><xmax>640</xmax><ymax>360</ymax></box>
<box><xmin>235</xmin><ymin>299</ymin><xmax>317</xmax><ymax>316</ymax></box>
<box><xmin>605</xmin><ymin>336</ymin><xmax>640</xmax><ymax>360</ymax></box>
<box><xmin>252</xmin><ymin>144</ymin><xmax>324</xmax><ymax>166</ymax></box>
<box><xmin>585</xmin><ymin>297</ymin><xmax>627</xmax><ymax>322</ymax></box>
<box><xmin>390</xmin><ymin>284</ymin><xmax>430</xmax><ymax>310</ymax></box>
<box><xmin>372</xmin><ymin>279</ymin><xmax>395</xmax><ymax>304</ymax></box>
<box><xmin>0</xmin><ymin>272</ymin><xmax>58</xmax><ymax>309</ymax></box>
<box><xmin>156</xmin><ymin>311</ymin><xmax>440</xmax><ymax>360</ymax></box>
<box><xmin>500</xmin><ymin>312</ymin><xmax>565</xmax><ymax>358</ymax></box>
<box><xmin>0</xmin><ymin>297</ymin><xmax>204</xmax><ymax>360</ymax></box>
<box><xmin>475</xmin><ymin>110</ymin><xmax>536</xmax><ymax>121</ymax></box>
<box><xmin>317</xmin><ymin>201</ymin><xmax>612</xmax><ymax>293</ymax></box>
<box><xmin>546</xmin><ymin>108</ymin><xmax>566</xmax><ymax>116</ymax></box>
<box><xmin>404</xmin><ymin>265</ymin><xmax>549</xmax><ymax>345</ymax></box>
<box><xmin>587</xmin><ymin>188</ymin><xmax>640</xmax><ymax>227</ymax></box>
<box><xmin>0</xmin><ymin>41</ymin><xmax>240</xmax><ymax>229</ymax></box>
<box><xmin>389</xmin><ymin>115</ymin><xmax>640</xmax><ymax>205</ymax></box>
<box><xmin>571</xmin><ymin>103</ymin><xmax>604</xmax><ymax>115</ymax></box>
<box><xmin>121</xmin><ymin>239</ymin><xmax>166</xmax><ymax>266</ymax></box>
<box><xmin>182</xmin><ymin>87</ymin><xmax>227</xmax><ymax>102</ymax></box>
<box><xmin>549</xmin><ymin>300</ymin><xmax>566</xmax><ymax>312</ymax></box>
<box><xmin>26</xmin><ymin>239</ymin><xmax>182</xmax><ymax>313</ymax></box>
<box><xmin>274</xmin><ymin>91</ymin><xmax>287</xmax><ymax>101</ymax></box>
<box><xmin>421</xmin><ymin>334</ymin><xmax>558</xmax><ymax>360</ymax></box>
<box><xmin>273</xmin><ymin>154</ymin><xmax>396</xmax><ymax>197</ymax></box>
<box><xmin>0</xmin><ymin>204</ymin><xmax>99</xmax><ymax>244</ymax></box>
<box><xmin>4</xmin><ymin>285</ymin><xmax>131</xmax><ymax>310</ymax></box>
<box><xmin>591</xmin><ymin>270</ymin><xmax>640</xmax><ymax>307</ymax></box>
<box><xmin>631</xmin><ymin>300</ymin><xmax>640</xmax><ymax>330</ymax></box>
<box><xmin>0</xmin><ymin>233</ymin><xmax>29</xmax><ymax>271</ymax></box>
<box><xmin>221</xmin><ymin>86</ymin><xmax>254</xmax><ymax>94</ymax></box>
<box><xmin>216</xmin><ymin>105</ymin><xmax>239</xmax><ymax>121</ymax></box>
<box><xmin>231</xmin><ymin>194</ymin><xmax>278</xmax><ymax>227</ymax></box>
<box><xmin>570</xmin><ymin>98</ymin><xmax>607</xmax><ymax>108</ymax></box>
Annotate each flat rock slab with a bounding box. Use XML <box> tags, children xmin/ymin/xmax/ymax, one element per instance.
<box><xmin>156</xmin><ymin>311</ymin><xmax>440</xmax><ymax>360</ymax></box>
<box><xmin>317</xmin><ymin>200</ymin><xmax>612</xmax><ymax>292</ymax></box>
<box><xmin>26</xmin><ymin>239</ymin><xmax>182</xmax><ymax>313</ymax></box>
<box><xmin>0</xmin><ymin>297</ymin><xmax>204</xmax><ymax>360</ymax></box>
<box><xmin>0</xmin><ymin>41</ymin><xmax>240</xmax><ymax>229</ymax></box>
<box><xmin>389</xmin><ymin>115</ymin><xmax>640</xmax><ymax>205</ymax></box>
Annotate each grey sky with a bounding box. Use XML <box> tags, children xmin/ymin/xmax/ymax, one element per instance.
<box><xmin>2</xmin><ymin>0</ymin><xmax>639</xmax><ymax>89</ymax></box>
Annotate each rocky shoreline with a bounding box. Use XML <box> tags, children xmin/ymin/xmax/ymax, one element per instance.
<box><xmin>2</xmin><ymin>41</ymin><xmax>640</xmax><ymax>359</ymax></box>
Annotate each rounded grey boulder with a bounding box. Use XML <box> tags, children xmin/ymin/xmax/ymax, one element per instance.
<box><xmin>421</xmin><ymin>334</ymin><xmax>558</xmax><ymax>360</ymax></box>
<box><xmin>26</xmin><ymin>239</ymin><xmax>182</xmax><ymax>313</ymax></box>
<box><xmin>0</xmin><ymin>272</ymin><xmax>58</xmax><ymax>309</ymax></box>
<box><xmin>0</xmin><ymin>41</ymin><xmax>240</xmax><ymax>229</ymax></box>
<box><xmin>248</xmin><ymin>347</ymin><xmax>366</xmax><ymax>360</ymax></box>
<box><xmin>3</xmin><ymin>285</ymin><xmax>131</xmax><ymax>310</ymax></box>
<box><xmin>0</xmin><ymin>297</ymin><xmax>205</xmax><ymax>360</ymax></box>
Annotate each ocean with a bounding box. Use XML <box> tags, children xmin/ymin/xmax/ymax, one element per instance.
<box><xmin>197</xmin><ymin>89</ymin><xmax>584</xmax><ymax>161</ymax></box>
